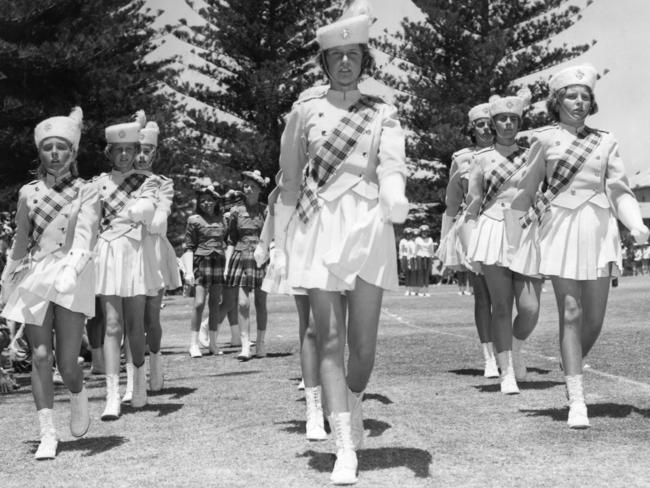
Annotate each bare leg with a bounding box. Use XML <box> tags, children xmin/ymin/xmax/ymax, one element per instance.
<box><xmin>469</xmin><ymin>273</ymin><xmax>491</xmax><ymax>343</ymax></box>
<box><xmin>123</xmin><ymin>295</ymin><xmax>147</xmax><ymax>367</ymax></box>
<box><xmin>144</xmin><ymin>290</ymin><xmax>164</xmax><ymax>353</ymax></box>
<box><xmin>52</xmin><ymin>305</ymin><xmax>86</xmax><ymax>394</ymax></box>
<box><xmin>100</xmin><ymin>296</ymin><xmax>124</xmax><ymax>377</ymax></box>
<box><xmin>25</xmin><ymin>305</ymin><xmax>55</xmax><ymax>410</ymax></box>
<box><xmin>481</xmin><ymin>265</ymin><xmax>514</xmax><ymax>353</ymax></box>
<box><xmin>296</xmin><ymin>295</ymin><xmax>319</xmax><ymax>387</ymax></box>
<box><xmin>512</xmin><ymin>274</ymin><xmax>542</xmax><ymax>341</ymax></box>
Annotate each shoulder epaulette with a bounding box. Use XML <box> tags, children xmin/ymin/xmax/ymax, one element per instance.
<box><xmin>25</xmin><ymin>179</ymin><xmax>40</xmax><ymax>186</ymax></box>
<box><xmin>295</xmin><ymin>84</ymin><xmax>329</xmax><ymax>104</ymax></box>
<box><xmin>158</xmin><ymin>174</ymin><xmax>171</xmax><ymax>181</ymax></box>
<box><xmin>590</xmin><ymin>127</ymin><xmax>609</xmax><ymax>134</ymax></box>
<box><xmin>534</xmin><ymin>125</ymin><xmax>556</xmax><ymax>134</ymax></box>
<box><xmin>452</xmin><ymin>147</ymin><xmax>473</xmax><ymax>159</ymax></box>
<box><xmin>474</xmin><ymin>146</ymin><xmax>493</xmax><ymax>156</ymax></box>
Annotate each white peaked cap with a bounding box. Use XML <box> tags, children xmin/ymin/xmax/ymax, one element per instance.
<box><xmin>317</xmin><ymin>1</ymin><xmax>372</xmax><ymax>51</ymax></box>
<box><xmin>34</xmin><ymin>106</ymin><xmax>83</xmax><ymax>150</ymax></box>
<box><xmin>489</xmin><ymin>88</ymin><xmax>532</xmax><ymax>117</ymax></box>
<box><xmin>105</xmin><ymin>110</ymin><xmax>146</xmax><ymax>144</ymax></box>
<box><xmin>468</xmin><ymin>103</ymin><xmax>490</xmax><ymax>122</ymax></box>
<box><xmin>549</xmin><ymin>64</ymin><xmax>597</xmax><ymax>92</ymax></box>
<box><xmin>140</xmin><ymin>121</ymin><xmax>160</xmax><ymax>146</ymax></box>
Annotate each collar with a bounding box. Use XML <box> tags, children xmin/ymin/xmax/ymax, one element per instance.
<box><xmin>327</xmin><ymin>88</ymin><xmax>362</xmax><ymax>106</ymax></box>
<box><xmin>134</xmin><ymin>169</ymin><xmax>153</xmax><ymax>176</ymax></box>
<box><xmin>45</xmin><ymin>171</ymin><xmax>73</xmax><ymax>188</ymax></box>
<box><xmin>494</xmin><ymin>142</ymin><xmax>521</xmax><ymax>156</ymax></box>
<box><xmin>111</xmin><ymin>168</ymin><xmax>134</xmax><ymax>178</ymax></box>
<box><xmin>558</xmin><ymin>122</ymin><xmax>588</xmax><ymax>135</ymax></box>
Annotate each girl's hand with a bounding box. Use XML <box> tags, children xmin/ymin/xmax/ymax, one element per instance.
<box><xmin>631</xmin><ymin>225</ymin><xmax>650</xmax><ymax>245</ymax></box>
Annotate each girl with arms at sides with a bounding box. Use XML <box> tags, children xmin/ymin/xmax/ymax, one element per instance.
<box><xmin>1</xmin><ymin>107</ymin><xmax>99</xmax><ymax>458</ymax></box>
<box><xmin>508</xmin><ymin>64</ymin><xmax>649</xmax><ymax>428</ymax></box>
<box><xmin>465</xmin><ymin>91</ymin><xmax>543</xmax><ymax>395</ymax></box>
<box><xmin>272</xmin><ymin>1</ymin><xmax>409</xmax><ymax>483</ymax></box>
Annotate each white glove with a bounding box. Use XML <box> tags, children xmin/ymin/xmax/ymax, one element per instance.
<box><xmin>503</xmin><ymin>208</ymin><xmax>525</xmax><ymax>249</ymax></box>
<box><xmin>147</xmin><ymin>209</ymin><xmax>168</xmax><ymax>235</ymax></box>
<box><xmin>181</xmin><ymin>251</ymin><xmax>194</xmax><ymax>285</ymax></box>
<box><xmin>379</xmin><ymin>173</ymin><xmax>409</xmax><ymax>224</ymax></box>
<box><xmin>267</xmin><ymin>247</ymin><xmax>288</xmax><ymax>279</ymax></box>
<box><xmin>617</xmin><ymin>194</ymin><xmax>650</xmax><ymax>245</ymax></box>
<box><xmin>254</xmin><ymin>243</ymin><xmax>268</xmax><ymax>267</ymax></box>
<box><xmin>458</xmin><ymin>219</ymin><xmax>477</xmax><ymax>254</ymax></box>
<box><xmin>127</xmin><ymin>198</ymin><xmax>155</xmax><ymax>224</ymax></box>
<box><xmin>54</xmin><ymin>266</ymin><xmax>77</xmax><ymax>294</ymax></box>
<box><xmin>632</xmin><ymin>226</ymin><xmax>650</xmax><ymax>245</ymax></box>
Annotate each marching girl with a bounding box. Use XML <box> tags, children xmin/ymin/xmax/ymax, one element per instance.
<box><xmin>398</xmin><ymin>228</ymin><xmax>410</xmax><ymax>295</ymax></box>
<box><xmin>414</xmin><ymin>224</ymin><xmax>434</xmax><ymax>296</ymax></box>
<box><xmin>220</xmin><ymin>170</ymin><xmax>270</xmax><ymax>359</ymax></box>
<box><xmin>273</xmin><ymin>2</ymin><xmax>409</xmax><ymax>483</ymax></box>
<box><xmin>260</xmin><ymin>170</ymin><xmax>327</xmax><ymax>441</ymax></box>
<box><xmin>439</xmin><ymin>103</ymin><xmax>497</xmax><ymax>377</ymax></box>
<box><xmin>0</xmin><ymin>107</ymin><xmax>98</xmax><ymax>459</ymax></box>
<box><xmin>508</xmin><ymin>64</ymin><xmax>649</xmax><ymax>427</ymax></box>
<box><xmin>181</xmin><ymin>185</ymin><xmax>227</xmax><ymax>357</ymax></box>
<box><xmin>94</xmin><ymin>114</ymin><xmax>163</xmax><ymax>420</ymax></box>
<box><xmin>465</xmin><ymin>91</ymin><xmax>543</xmax><ymax>395</ymax></box>
<box><xmin>404</xmin><ymin>228</ymin><xmax>418</xmax><ymax>295</ymax></box>
<box><xmin>129</xmin><ymin>119</ymin><xmax>181</xmax><ymax>390</ymax></box>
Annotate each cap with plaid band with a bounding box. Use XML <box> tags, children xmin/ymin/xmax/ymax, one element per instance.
<box><xmin>35</xmin><ymin>106</ymin><xmax>83</xmax><ymax>151</ymax></box>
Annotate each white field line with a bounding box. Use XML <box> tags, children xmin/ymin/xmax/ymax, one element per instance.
<box><xmin>381</xmin><ymin>306</ymin><xmax>650</xmax><ymax>391</ymax></box>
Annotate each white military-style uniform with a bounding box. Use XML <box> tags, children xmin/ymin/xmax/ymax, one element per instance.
<box><xmin>134</xmin><ymin>170</ymin><xmax>181</xmax><ymax>291</ymax></box>
<box><xmin>279</xmin><ymin>85</ymin><xmax>407</xmax><ymax>291</ymax></box>
<box><xmin>465</xmin><ymin>143</ymin><xmax>528</xmax><ymax>269</ymax></box>
<box><xmin>437</xmin><ymin>146</ymin><xmax>478</xmax><ymax>269</ymax></box>
<box><xmin>510</xmin><ymin>123</ymin><xmax>636</xmax><ymax>280</ymax></box>
<box><xmin>94</xmin><ymin>169</ymin><xmax>163</xmax><ymax>296</ymax></box>
<box><xmin>2</xmin><ymin>173</ymin><xmax>100</xmax><ymax>325</ymax></box>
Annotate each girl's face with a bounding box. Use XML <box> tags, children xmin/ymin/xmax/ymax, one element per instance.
<box><xmin>39</xmin><ymin>137</ymin><xmax>75</xmax><ymax>176</ymax></box>
<box><xmin>243</xmin><ymin>178</ymin><xmax>261</xmax><ymax>198</ymax></box>
<box><xmin>109</xmin><ymin>142</ymin><xmax>137</xmax><ymax>172</ymax></box>
<box><xmin>559</xmin><ymin>85</ymin><xmax>592</xmax><ymax>126</ymax></box>
<box><xmin>198</xmin><ymin>194</ymin><xmax>216</xmax><ymax>215</ymax></box>
<box><xmin>135</xmin><ymin>144</ymin><xmax>156</xmax><ymax>171</ymax></box>
<box><xmin>325</xmin><ymin>43</ymin><xmax>363</xmax><ymax>91</ymax></box>
<box><xmin>493</xmin><ymin>113</ymin><xmax>520</xmax><ymax>141</ymax></box>
<box><xmin>472</xmin><ymin>118</ymin><xmax>494</xmax><ymax>147</ymax></box>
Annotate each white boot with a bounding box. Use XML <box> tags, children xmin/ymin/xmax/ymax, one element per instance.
<box><xmin>512</xmin><ymin>337</ymin><xmax>527</xmax><ymax>381</ymax></box>
<box><xmin>347</xmin><ymin>387</ymin><xmax>364</xmax><ymax>449</ymax></box>
<box><xmin>230</xmin><ymin>324</ymin><xmax>242</xmax><ymax>347</ymax></box>
<box><xmin>329</xmin><ymin>412</ymin><xmax>358</xmax><ymax>485</ymax></box>
<box><xmin>101</xmin><ymin>374</ymin><xmax>121</xmax><ymax>420</ymax></box>
<box><xmin>189</xmin><ymin>331</ymin><xmax>202</xmax><ymax>358</ymax></box>
<box><xmin>69</xmin><ymin>386</ymin><xmax>90</xmax><ymax>437</ymax></box>
<box><xmin>149</xmin><ymin>351</ymin><xmax>164</xmax><ymax>391</ymax></box>
<box><xmin>91</xmin><ymin>347</ymin><xmax>105</xmax><ymax>375</ymax></box>
<box><xmin>482</xmin><ymin>342</ymin><xmax>499</xmax><ymax>378</ymax></box>
<box><xmin>122</xmin><ymin>362</ymin><xmax>134</xmax><ymax>403</ymax></box>
<box><xmin>497</xmin><ymin>351</ymin><xmax>519</xmax><ymax>395</ymax></box>
<box><xmin>198</xmin><ymin>318</ymin><xmax>210</xmax><ymax>347</ymax></box>
<box><xmin>255</xmin><ymin>329</ymin><xmax>267</xmax><ymax>358</ymax></box>
<box><xmin>305</xmin><ymin>386</ymin><xmax>327</xmax><ymax>441</ymax></box>
<box><xmin>208</xmin><ymin>330</ymin><xmax>221</xmax><ymax>356</ymax></box>
<box><xmin>237</xmin><ymin>331</ymin><xmax>251</xmax><ymax>360</ymax></box>
<box><xmin>131</xmin><ymin>363</ymin><xmax>148</xmax><ymax>408</ymax></box>
<box><xmin>566</xmin><ymin>374</ymin><xmax>590</xmax><ymax>429</ymax></box>
<box><xmin>35</xmin><ymin>409</ymin><xmax>58</xmax><ymax>460</ymax></box>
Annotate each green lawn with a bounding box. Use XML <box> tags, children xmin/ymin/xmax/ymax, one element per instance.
<box><xmin>1</xmin><ymin>276</ymin><xmax>650</xmax><ymax>487</ymax></box>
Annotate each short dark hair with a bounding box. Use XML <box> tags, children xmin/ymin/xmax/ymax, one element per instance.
<box><xmin>546</xmin><ymin>86</ymin><xmax>599</xmax><ymax>122</ymax></box>
<box><xmin>463</xmin><ymin>119</ymin><xmax>495</xmax><ymax>145</ymax></box>
<box><xmin>195</xmin><ymin>189</ymin><xmax>221</xmax><ymax>217</ymax></box>
<box><xmin>318</xmin><ymin>44</ymin><xmax>376</xmax><ymax>79</ymax></box>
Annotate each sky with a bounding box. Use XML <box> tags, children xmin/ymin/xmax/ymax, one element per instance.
<box><xmin>144</xmin><ymin>0</ymin><xmax>650</xmax><ymax>179</ymax></box>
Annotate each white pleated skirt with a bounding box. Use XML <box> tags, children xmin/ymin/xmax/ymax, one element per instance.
<box><xmin>2</xmin><ymin>253</ymin><xmax>95</xmax><ymax>325</ymax></box>
<box><xmin>535</xmin><ymin>203</ymin><xmax>621</xmax><ymax>280</ymax></box>
<box><xmin>509</xmin><ymin>219</ymin><xmax>542</xmax><ymax>278</ymax></box>
<box><xmin>286</xmin><ymin>192</ymin><xmax>399</xmax><ymax>292</ymax></box>
<box><xmin>436</xmin><ymin>215</ymin><xmax>465</xmax><ymax>270</ymax></box>
<box><xmin>152</xmin><ymin>235</ymin><xmax>182</xmax><ymax>291</ymax></box>
<box><xmin>95</xmin><ymin>234</ymin><xmax>163</xmax><ymax>297</ymax></box>
<box><xmin>466</xmin><ymin>214</ymin><xmax>510</xmax><ymax>269</ymax></box>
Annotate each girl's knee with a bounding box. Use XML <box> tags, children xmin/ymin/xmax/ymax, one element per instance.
<box><xmin>32</xmin><ymin>347</ymin><xmax>53</xmax><ymax>369</ymax></box>
<box><xmin>104</xmin><ymin>319</ymin><xmax>123</xmax><ymax>339</ymax></box>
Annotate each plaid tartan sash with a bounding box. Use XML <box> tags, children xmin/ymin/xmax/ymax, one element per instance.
<box><xmin>28</xmin><ymin>175</ymin><xmax>82</xmax><ymax>249</ymax></box>
<box><xmin>521</xmin><ymin>127</ymin><xmax>602</xmax><ymax>228</ymax></box>
<box><xmin>101</xmin><ymin>172</ymin><xmax>148</xmax><ymax>231</ymax></box>
<box><xmin>296</xmin><ymin>96</ymin><xmax>380</xmax><ymax>224</ymax></box>
<box><xmin>479</xmin><ymin>147</ymin><xmax>527</xmax><ymax>214</ymax></box>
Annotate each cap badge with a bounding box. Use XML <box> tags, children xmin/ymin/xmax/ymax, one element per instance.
<box><xmin>506</xmin><ymin>101</ymin><xmax>514</xmax><ymax>109</ymax></box>
<box><xmin>139</xmin><ymin>133</ymin><xmax>145</xmax><ymax>141</ymax></box>
<box><xmin>118</xmin><ymin>130</ymin><xmax>126</xmax><ymax>138</ymax></box>
<box><xmin>44</xmin><ymin>123</ymin><xmax>52</xmax><ymax>132</ymax></box>
<box><xmin>341</xmin><ymin>28</ymin><xmax>350</xmax><ymax>39</ymax></box>
<box><xmin>576</xmin><ymin>70</ymin><xmax>585</xmax><ymax>80</ymax></box>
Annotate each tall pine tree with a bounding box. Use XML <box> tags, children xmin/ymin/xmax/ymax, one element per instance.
<box><xmin>0</xmin><ymin>0</ymin><xmax>178</xmax><ymax>198</ymax></box>
<box><xmin>380</xmin><ymin>0</ymin><xmax>592</xmax><ymax>226</ymax></box>
<box><xmin>184</xmin><ymin>0</ymin><xmax>337</xmax><ymax>182</ymax></box>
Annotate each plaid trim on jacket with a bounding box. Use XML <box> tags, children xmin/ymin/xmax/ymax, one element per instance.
<box><xmin>28</xmin><ymin>174</ymin><xmax>83</xmax><ymax>249</ymax></box>
<box><xmin>521</xmin><ymin>127</ymin><xmax>602</xmax><ymax>228</ymax></box>
<box><xmin>295</xmin><ymin>96</ymin><xmax>380</xmax><ymax>224</ymax></box>
<box><xmin>479</xmin><ymin>146</ymin><xmax>527</xmax><ymax>215</ymax></box>
<box><xmin>100</xmin><ymin>172</ymin><xmax>149</xmax><ymax>231</ymax></box>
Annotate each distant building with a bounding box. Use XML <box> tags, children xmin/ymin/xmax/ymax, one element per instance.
<box><xmin>630</xmin><ymin>171</ymin><xmax>650</xmax><ymax>223</ymax></box>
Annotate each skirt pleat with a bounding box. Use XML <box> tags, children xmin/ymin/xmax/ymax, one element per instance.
<box><xmin>467</xmin><ymin>214</ymin><xmax>510</xmax><ymax>268</ymax></box>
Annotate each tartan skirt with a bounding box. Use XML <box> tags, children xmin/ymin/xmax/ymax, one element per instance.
<box><xmin>194</xmin><ymin>253</ymin><xmax>226</xmax><ymax>288</ymax></box>
<box><xmin>224</xmin><ymin>249</ymin><xmax>266</xmax><ymax>289</ymax></box>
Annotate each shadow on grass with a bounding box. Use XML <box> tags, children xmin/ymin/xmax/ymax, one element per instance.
<box><xmin>26</xmin><ymin>435</ymin><xmax>128</xmax><ymax>457</ymax></box>
<box><xmin>521</xmin><ymin>402</ymin><xmax>650</xmax><ymax>421</ymax></box>
<box><xmin>364</xmin><ymin>418</ymin><xmax>391</xmax><ymax>438</ymax></box>
<box><xmin>121</xmin><ymin>402</ymin><xmax>183</xmax><ymax>417</ymax></box>
<box><xmin>449</xmin><ymin>368</ymin><xmax>484</xmax><ymax>377</ymax></box>
<box><xmin>148</xmin><ymin>386</ymin><xmax>197</xmax><ymax>399</ymax></box>
<box><xmin>258</xmin><ymin>352</ymin><xmax>293</xmax><ymax>359</ymax></box>
<box><xmin>276</xmin><ymin>419</ymin><xmax>331</xmax><ymax>435</ymax></box>
<box><xmin>300</xmin><ymin>447</ymin><xmax>432</xmax><ymax>478</ymax></box>
<box><xmin>527</xmin><ymin>367</ymin><xmax>551</xmax><ymax>375</ymax></box>
<box><xmin>474</xmin><ymin>380</ymin><xmax>563</xmax><ymax>393</ymax></box>
<box><xmin>214</xmin><ymin>370</ymin><xmax>263</xmax><ymax>377</ymax></box>
<box><xmin>363</xmin><ymin>392</ymin><xmax>394</xmax><ymax>405</ymax></box>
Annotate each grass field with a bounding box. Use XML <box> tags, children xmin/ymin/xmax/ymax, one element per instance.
<box><xmin>1</xmin><ymin>276</ymin><xmax>650</xmax><ymax>488</ymax></box>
